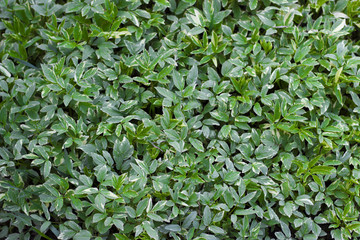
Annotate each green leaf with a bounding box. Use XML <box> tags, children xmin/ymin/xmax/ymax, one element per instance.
<box><xmin>189</xmin><ymin>137</ymin><xmax>204</xmax><ymax>152</ymax></box>
<box><xmin>294</xmin><ymin>46</ymin><xmax>311</xmax><ymax>63</ymax></box>
<box><xmin>183</xmin><ymin>211</ymin><xmax>197</xmax><ymax>229</ymax></box>
<box><xmin>72</xmin><ymin>92</ymin><xmax>91</xmax><ymax>102</ymax></box>
<box><xmin>183</xmin><ymin>84</ymin><xmax>196</xmax><ymax>98</ymax></box>
<box><xmin>93</xmin><ymin>213</ymin><xmax>106</xmax><ymax>223</ymax></box>
<box><xmin>350</xmin><ymin>91</ymin><xmax>360</xmax><ymax>106</ymax></box>
<box><xmin>147</xmin><ymin>213</ymin><xmax>163</xmax><ymax>222</ymax></box>
<box><xmin>283</xmin><ymin>202</ymin><xmax>293</xmax><ymax>217</ymax></box>
<box><xmin>136</xmin><ymin>198</ymin><xmax>149</xmax><ymax>217</ymax></box>
<box><xmin>125</xmin><ymin>206</ymin><xmax>136</xmax><ymax>218</ymax></box>
<box><xmin>245</xmin><ymin>66</ymin><xmax>256</xmax><ymax>77</ymax></box>
<box><xmin>143</xmin><ymin>221</ymin><xmax>159</xmax><ymax>240</ymax></box>
<box><xmin>94</xmin><ymin>194</ymin><xmax>106</xmax><ymax>212</ymax></box>
<box><xmin>295</xmin><ymin>195</ymin><xmax>313</xmax><ymax>206</ymax></box>
<box><xmin>240</xmin><ymin>191</ymin><xmax>257</xmax><ymax>204</ymax></box>
<box><xmin>164</xmin><ymin>224</ymin><xmax>181</xmax><ymax>232</ymax></box>
<box><xmin>43</xmin><ymin>161</ymin><xmax>51</xmax><ymax>178</ymax></box>
<box><xmin>219</xmin><ymin>125</ymin><xmax>231</xmax><ymax>138</ymax></box>
<box><xmin>155</xmin><ymin>87</ymin><xmax>176</xmax><ymax>100</ymax></box>
<box><xmin>280</xmin><ymin>221</ymin><xmax>291</xmax><ymax>238</ymax></box>
<box><xmin>284</xmin><ymin>115</ymin><xmax>307</xmax><ymax>122</ymax></box>
<box><xmin>155</xmin><ymin>0</ymin><xmax>170</xmax><ymax>6</ymax></box>
<box><xmin>210</xmin><ymin>110</ymin><xmax>229</xmax><ymax>122</ymax></box>
<box><xmin>253</xmin><ymin>103</ymin><xmax>262</xmax><ymax>116</ymax></box>
<box><xmin>332</xmin><ymin>19</ymin><xmax>346</xmax><ymax>32</ymax></box>
<box><xmin>310</xmin><ymin>166</ymin><xmax>335</xmax><ymax>175</ymax></box>
<box><xmin>334</xmin><ymin>84</ymin><xmax>342</xmax><ymax>105</ymax></box>
<box><xmin>74</xmin><ymin>230</ymin><xmax>92</xmax><ymax>240</ymax></box>
<box><xmin>173</xmin><ymin>71</ymin><xmax>184</xmax><ymax>91</ymax></box>
<box><xmin>73</xmin><ymin>23</ymin><xmax>82</xmax><ymax>42</ymax></box>
<box><xmin>209</xmin><ymin>225</ymin><xmax>225</xmax><ymax>234</ymax></box>
<box><xmin>203</xmin><ymin>206</ymin><xmax>212</xmax><ymax>226</ymax></box>
<box><xmin>224</xmin><ymin>171</ymin><xmax>239</xmax><ymax>183</ymax></box>
<box><xmin>347</xmin><ymin>57</ymin><xmax>360</xmax><ymax>67</ymax></box>
<box><xmin>335</xmin><ymin>67</ymin><xmax>343</xmax><ymax>83</ymax></box>
<box><xmin>249</xmin><ymin>0</ymin><xmax>257</xmax><ymax>10</ymax></box>
<box><xmin>255</xmin><ymin>144</ymin><xmax>279</xmax><ymax>160</ymax></box>
<box><xmin>257</xmin><ymin>14</ymin><xmax>275</xmax><ymax>27</ymax></box>
<box><xmin>234</xmin><ymin>208</ymin><xmax>257</xmax><ymax>215</ymax></box>
<box><xmin>0</xmin><ymin>65</ymin><xmax>11</xmax><ymax>77</ymax></box>
<box><xmin>41</xmin><ymin>65</ymin><xmax>57</xmax><ymax>83</ymax></box>
<box><xmin>114</xmin><ymin>234</ymin><xmax>129</xmax><ymax>240</ymax></box>
<box><xmin>347</xmin><ymin>222</ymin><xmax>360</xmax><ymax>231</ymax></box>
<box><xmin>114</xmin><ymin>137</ymin><xmax>134</xmax><ymax>167</ymax></box>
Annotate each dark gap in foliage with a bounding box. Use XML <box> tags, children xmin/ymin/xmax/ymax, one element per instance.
<box><xmin>108</xmin><ymin>225</ymin><xmax>120</xmax><ymax>234</ymax></box>
<box><xmin>249</xmin><ymin>119</ymin><xmax>269</xmax><ymax>129</ymax></box>
<box><xmin>310</xmin><ymin>9</ymin><xmax>324</xmax><ymax>22</ymax></box>
<box><xmin>164</xmin><ymin>7</ymin><xmax>172</xmax><ymax>16</ymax></box>
<box><xmin>130</xmin><ymin>69</ymin><xmax>140</xmax><ymax>78</ymax></box>
<box><xmin>44</xmin><ymin>231</ymin><xmax>58</xmax><ymax>240</ymax></box>
<box><xmin>144</xmin><ymin>102</ymin><xmax>163</xmax><ymax>119</ymax></box>
<box><xmin>55</xmin><ymin>0</ymin><xmax>67</xmax><ymax>4</ymax></box>
<box><xmin>267</xmin><ymin>224</ymin><xmax>283</xmax><ymax>238</ymax></box>
<box><xmin>259</xmin><ymin>28</ymin><xmax>266</xmax><ymax>37</ymax></box>
<box><xmin>276</xmin><ymin>80</ymin><xmax>289</xmax><ymax>92</ymax></box>
<box><xmin>237</xmin><ymin>3</ymin><xmax>247</xmax><ymax>12</ymax></box>
<box><xmin>215</xmin><ymin>62</ymin><xmax>223</xmax><ymax>76</ymax></box>
<box><xmin>28</xmin><ymin>51</ymin><xmax>45</xmax><ymax>69</ymax></box>
<box><xmin>324</xmin><ymin>180</ymin><xmax>332</xmax><ymax>188</ymax></box>
<box><xmin>61</xmin><ymin>105</ymin><xmax>79</xmax><ymax>120</ymax></box>
<box><xmin>320</xmin><ymin>223</ymin><xmax>332</xmax><ymax>238</ymax></box>
<box><xmin>233</xmin><ymin>24</ymin><xmax>240</xmax><ymax>34</ymax></box>
<box><xmin>351</xmin><ymin>27</ymin><xmax>360</xmax><ymax>43</ymax></box>
<box><xmin>338</xmin><ymin>106</ymin><xmax>348</xmax><ymax>117</ymax></box>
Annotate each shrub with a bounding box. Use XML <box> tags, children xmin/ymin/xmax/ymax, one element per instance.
<box><xmin>1</xmin><ymin>0</ymin><xmax>360</xmax><ymax>239</ymax></box>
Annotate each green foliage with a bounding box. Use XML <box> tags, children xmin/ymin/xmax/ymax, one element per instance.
<box><xmin>0</xmin><ymin>0</ymin><xmax>360</xmax><ymax>239</ymax></box>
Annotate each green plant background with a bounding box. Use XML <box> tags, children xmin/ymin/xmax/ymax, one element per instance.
<box><xmin>1</xmin><ymin>0</ymin><xmax>360</xmax><ymax>239</ymax></box>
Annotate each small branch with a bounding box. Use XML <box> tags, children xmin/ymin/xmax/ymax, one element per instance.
<box><xmin>148</xmin><ymin>140</ymin><xmax>164</xmax><ymax>152</ymax></box>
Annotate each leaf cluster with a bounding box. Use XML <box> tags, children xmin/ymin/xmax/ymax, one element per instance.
<box><xmin>1</xmin><ymin>0</ymin><xmax>360</xmax><ymax>239</ymax></box>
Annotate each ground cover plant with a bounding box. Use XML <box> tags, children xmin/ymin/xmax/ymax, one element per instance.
<box><xmin>0</xmin><ymin>0</ymin><xmax>360</xmax><ymax>239</ymax></box>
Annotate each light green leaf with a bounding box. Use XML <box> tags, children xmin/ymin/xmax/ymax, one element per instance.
<box><xmin>224</xmin><ymin>171</ymin><xmax>239</xmax><ymax>183</ymax></box>
<box><xmin>310</xmin><ymin>166</ymin><xmax>335</xmax><ymax>175</ymax></box>
<box><xmin>257</xmin><ymin>14</ymin><xmax>276</xmax><ymax>27</ymax></box>
<box><xmin>114</xmin><ymin>137</ymin><xmax>134</xmax><ymax>167</ymax></box>
<box><xmin>74</xmin><ymin>230</ymin><xmax>92</xmax><ymax>240</ymax></box>
<box><xmin>125</xmin><ymin>206</ymin><xmax>136</xmax><ymax>218</ymax></box>
<box><xmin>294</xmin><ymin>46</ymin><xmax>311</xmax><ymax>63</ymax></box>
<box><xmin>41</xmin><ymin>65</ymin><xmax>57</xmax><ymax>83</ymax></box>
<box><xmin>203</xmin><ymin>206</ymin><xmax>212</xmax><ymax>226</ymax></box>
<box><xmin>240</xmin><ymin>191</ymin><xmax>257</xmax><ymax>204</ymax></box>
<box><xmin>255</xmin><ymin>144</ymin><xmax>279</xmax><ymax>160</ymax></box>
<box><xmin>249</xmin><ymin>0</ymin><xmax>257</xmax><ymax>10</ymax></box>
<box><xmin>295</xmin><ymin>195</ymin><xmax>313</xmax><ymax>206</ymax></box>
<box><xmin>43</xmin><ymin>161</ymin><xmax>51</xmax><ymax>178</ymax></box>
<box><xmin>283</xmin><ymin>202</ymin><xmax>293</xmax><ymax>217</ymax></box>
<box><xmin>284</xmin><ymin>115</ymin><xmax>307</xmax><ymax>122</ymax></box>
<box><xmin>155</xmin><ymin>87</ymin><xmax>176</xmax><ymax>100</ymax></box>
<box><xmin>143</xmin><ymin>221</ymin><xmax>159</xmax><ymax>240</ymax></box>
<box><xmin>0</xmin><ymin>65</ymin><xmax>11</xmax><ymax>77</ymax></box>
<box><xmin>72</xmin><ymin>92</ymin><xmax>91</xmax><ymax>102</ymax></box>
<box><xmin>189</xmin><ymin>137</ymin><xmax>204</xmax><ymax>152</ymax></box>
<box><xmin>94</xmin><ymin>194</ymin><xmax>106</xmax><ymax>212</ymax></box>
